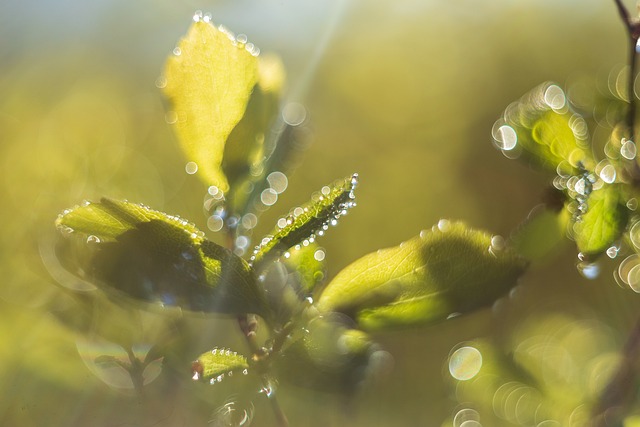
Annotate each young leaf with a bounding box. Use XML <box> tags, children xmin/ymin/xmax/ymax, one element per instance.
<box><xmin>317</xmin><ymin>221</ymin><xmax>528</xmax><ymax>330</ymax></box>
<box><xmin>573</xmin><ymin>183</ymin><xmax>629</xmax><ymax>257</ymax></box>
<box><xmin>493</xmin><ymin>82</ymin><xmax>595</xmax><ymax>175</ymax></box>
<box><xmin>56</xmin><ymin>199</ymin><xmax>269</xmax><ymax>318</ymax></box>
<box><xmin>250</xmin><ymin>174</ymin><xmax>358</xmax><ymax>266</ymax></box>
<box><xmin>511</xmin><ymin>203</ymin><xmax>571</xmax><ymax>262</ymax></box>
<box><xmin>162</xmin><ymin>20</ymin><xmax>259</xmax><ymax>193</ymax></box>
<box><xmin>191</xmin><ymin>347</ymin><xmax>249</xmax><ymax>383</ymax></box>
<box><xmin>223</xmin><ymin>54</ymin><xmax>285</xmax><ymax>213</ymax></box>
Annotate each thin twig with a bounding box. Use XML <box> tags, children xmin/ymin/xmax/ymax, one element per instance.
<box><xmin>614</xmin><ymin>0</ymin><xmax>640</xmax><ymax>179</ymax></box>
<box><xmin>591</xmin><ymin>315</ymin><xmax>640</xmax><ymax>426</ymax></box>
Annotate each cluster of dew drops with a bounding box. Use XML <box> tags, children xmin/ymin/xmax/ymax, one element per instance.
<box><xmin>191</xmin><ymin>10</ymin><xmax>260</xmax><ymax>57</ymax></box>
<box><xmin>249</xmin><ymin>173</ymin><xmax>359</xmax><ymax>264</ymax></box>
<box><xmin>490</xmin><ymin>83</ymin><xmax>640</xmax><ymax>288</ymax></box>
<box><xmin>191</xmin><ymin>347</ymin><xmax>250</xmax><ymax>386</ymax></box>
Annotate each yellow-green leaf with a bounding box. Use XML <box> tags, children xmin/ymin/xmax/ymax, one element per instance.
<box><xmin>162</xmin><ymin>20</ymin><xmax>259</xmax><ymax>192</ymax></box>
<box><xmin>573</xmin><ymin>183</ymin><xmax>629</xmax><ymax>257</ymax></box>
<box><xmin>494</xmin><ymin>82</ymin><xmax>594</xmax><ymax>175</ymax></box>
<box><xmin>251</xmin><ymin>174</ymin><xmax>358</xmax><ymax>266</ymax></box>
<box><xmin>191</xmin><ymin>347</ymin><xmax>249</xmax><ymax>383</ymax></box>
<box><xmin>56</xmin><ymin>199</ymin><xmax>268</xmax><ymax>317</ymax></box>
<box><xmin>317</xmin><ymin>221</ymin><xmax>528</xmax><ymax>330</ymax></box>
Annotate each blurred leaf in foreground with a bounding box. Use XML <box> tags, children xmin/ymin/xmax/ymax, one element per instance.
<box><xmin>317</xmin><ymin>221</ymin><xmax>527</xmax><ymax>330</ymax></box>
<box><xmin>56</xmin><ymin>199</ymin><xmax>268</xmax><ymax>317</ymax></box>
<box><xmin>162</xmin><ymin>19</ymin><xmax>259</xmax><ymax>193</ymax></box>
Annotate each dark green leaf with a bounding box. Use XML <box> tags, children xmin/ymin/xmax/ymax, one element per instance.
<box><xmin>56</xmin><ymin>199</ymin><xmax>268</xmax><ymax>317</ymax></box>
<box><xmin>274</xmin><ymin>317</ymin><xmax>377</xmax><ymax>393</ymax></box>
<box><xmin>250</xmin><ymin>174</ymin><xmax>358</xmax><ymax>266</ymax></box>
<box><xmin>573</xmin><ymin>183</ymin><xmax>629</xmax><ymax>257</ymax></box>
<box><xmin>317</xmin><ymin>221</ymin><xmax>528</xmax><ymax>330</ymax></box>
<box><xmin>191</xmin><ymin>347</ymin><xmax>249</xmax><ymax>383</ymax></box>
<box><xmin>494</xmin><ymin>82</ymin><xmax>595</xmax><ymax>175</ymax></box>
<box><xmin>223</xmin><ymin>54</ymin><xmax>285</xmax><ymax>213</ymax></box>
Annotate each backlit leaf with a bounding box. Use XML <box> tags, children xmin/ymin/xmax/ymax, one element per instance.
<box><xmin>317</xmin><ymin>221</ymin><xmax>528</xmax><ymax>330</ymax></box>
<box><xmin>494</xmin><ymin>82</ymin><xmax>595</xmax><ymax>175</ymax></box>
<box><xmin>224</xmin><ymin>54</ymin><xmax>285</xmax><ymax>213</ymax></box>
<box><xmin>191</xmin><ymin>347</ymin><xmax>249</xmax><ymax>382</ymax></box>
<box><xmin>250</xmin><ymin>174</ymin><xmax>358</xmax><ymax>266</ymax></box>
<box><xmin>162</xmin><ymin>20</ymin><xmax>259</xmax><ymax>192</ymax></box>
<box><xmin>56</xmin><ymin>199</ymin><xmax>268</xmax><ymax>317</ymax></box>
<box><xmin>573</xmin><ymin>183</ymin><xmax>629</xmax><ymax>257</ymax></box>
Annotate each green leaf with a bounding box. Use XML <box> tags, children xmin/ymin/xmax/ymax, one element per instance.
<box><xmin>191</xmin><ymin>347</ymin><xmax>249</xmax><ymax>383</ymax></box>
<box><xmin>223</xmin><ymin>54</ymin><xmax>285</xmax><ymax>212</ymax></box>
<box><xmin>250</xmin><ymin>174</ymin><xmax>358</xmax><ymax>266</ymax></box>
<box><xmin>511</xmin><ymin>203</ymin><xmax>571</xmax><ymax>262</ymax></box>
<box><xmin>494</xmin><ymin>82</ymin><xmax>595</xmax><ymax>175</ymax></box>
<box><xmin>283</xmin><ymin>242</ymin><xmax>326</xmax><ymax>295</ymax></box>
<box><xmin>162</xmin><ymin>20</ymin><xmax>259</xmax><ymax>193</ymax></box>
<box><xmin>317</xmin><ymin>221</ymin><xmax>528</xmax><ymax>330</ymax></box>
<box><xmin>274</xmin><ymin>317</ymin><xmax>376</xmax><ymax>393</ymax></box>
<box><xmin>56</xmin><ymin>199</ymin><xmax>268</xmax><ymax>317</ymax></box>
<box><xmin>573</xmin><ymin>183</ymin><xmax>629</xmax><ymax>257</ymax></box>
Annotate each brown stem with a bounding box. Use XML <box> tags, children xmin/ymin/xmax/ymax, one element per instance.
<box><xmin>591</xmin><ymin>315</ymin><xmax>640</xmax><ymax>426</ymax></box>
<box><xmin>613</xmin><ymin>0</ymin><xmax>640</xmax><ymax>179</ymax></box>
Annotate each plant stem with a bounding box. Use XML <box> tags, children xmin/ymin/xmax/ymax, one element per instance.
<box><xmin>615</xmin><ymin>0</ymin><xmax>640</xmax><ymax>143</ymax></box>
<box><xmin>591</xmin><ymin>315</ymin><xmax>640</xmax><ymax>426</ymax></box>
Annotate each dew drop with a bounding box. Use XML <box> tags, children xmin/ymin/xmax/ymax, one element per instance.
<box><xmin>453</xmin><ymin>408</ymin><xmax>481</xmax><ymax>427</ymax></box>
<box><xmin>606</xmin><ymin>245</ymin><xmax>619</xmax><ymax>259</ymax></box>
<box><xmin>185</xmin><ymin>161</ymin><xmax>198</xmax><ymax>175</ymax></box>
<box><xmin>86</xmin><ymin>235</ymin><xmax>101</xmax><ymax>244</ymax></box>
<box><xmin>173</xmin><ymin>47</ymin><xmax>182</xmax><ymax>56</ymax></box>
<box><xmin>260</xmin><ymin>188</ymin><xmax>278</xmax><ymax>206</ymax></box>
<box><xmin>598</xmin><ymin>164</ymin><xmax>616</xmax><ymax>183</ymax></box>
<box><xmin>449</xmin><ymin>346</ymin><xmax>482</xmax><ymax>381</ymax></box>
<box><xmin>203</xmin><ymin>12</ymin><xmax>212</xmax><ymax>23</ymax></box>
<box><xmin>621</xmin><ymin>138</ymin><xmax>637</xmax><ymax>160</ymax></box>
<box><xmin>242</xmin><ymin>213</ymin><xmax>258</xmax><ymax>230</ymax></box>
<box><xmin>193</xmin><ymin>10</ymin><xmax>203</xmax><ymax>22</ymax></box>
<box><xmin>236</xmin><ymin>33</ymin><xmax>248</xmax><ymax>44</ymax></box>
<box><xmin>543</xmin><ymin>84</ymin><xmax>566</xmax><ymax>110</ymax></box>
<box><xmin>267</xmin><ymin>171</ymin><xmax>288</xmax><ymax>194</ymax></box>
<box><xmin>321</xmin><ymin>186</ymin><xmax>331</xmax><ymax>196</ymax></box>
<box><xmin>495</xmin><ymin>124</ymin><xmax>517</xmax><ymax>151</ymax></box>
<box><xmin>577</xmin><ymin>261</ymin><xmax>600</xmax><ymax>280</ymax></box>
<box><xmin>437</xmin><ymin>219</ymin><xmax>451</xmax><ymax>232</ymax></box>
<box><xmin>155</xmin><ymin>76</ymin><xmax>167</xmax><ymax>89</ymax></box>
<box><xmin>282</xmin><ymin>102</ymin><xmax>307</xmax><ymax>126</ymax></box>
<box><xmin>314</xmin><ymin>249</ymin><xmax>326</xmax><ymax>262</ymax></box>
<box><xmin>627</xmin><ymin>198</ymin><xmax>638</xmax><ymax>210</ymax></box>
<box><xmin>207</xmin><ymin>215</ymin><xmax>224</xmax><ymax>232</ymax></box>
<box><xmin>165</xmin><ymin>111</ymin><xmax>178</xmax><ymax>124</ymax></box>
<box><xmin>631</xmin><ymin>222</ymin><xmax>640</xmax><ymax>250</ymax></box>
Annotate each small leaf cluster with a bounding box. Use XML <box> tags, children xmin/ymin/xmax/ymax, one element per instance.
<box><xmin>493</xmin><ymin>82</ymin><xmax>636</xmax><ymax>261</ymax></box>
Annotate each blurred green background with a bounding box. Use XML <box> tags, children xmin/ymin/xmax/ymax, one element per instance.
<box><xmin>2</xmin><ymin>0</ymin><xmax>640</xmax><ymax>426</ymax></box>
